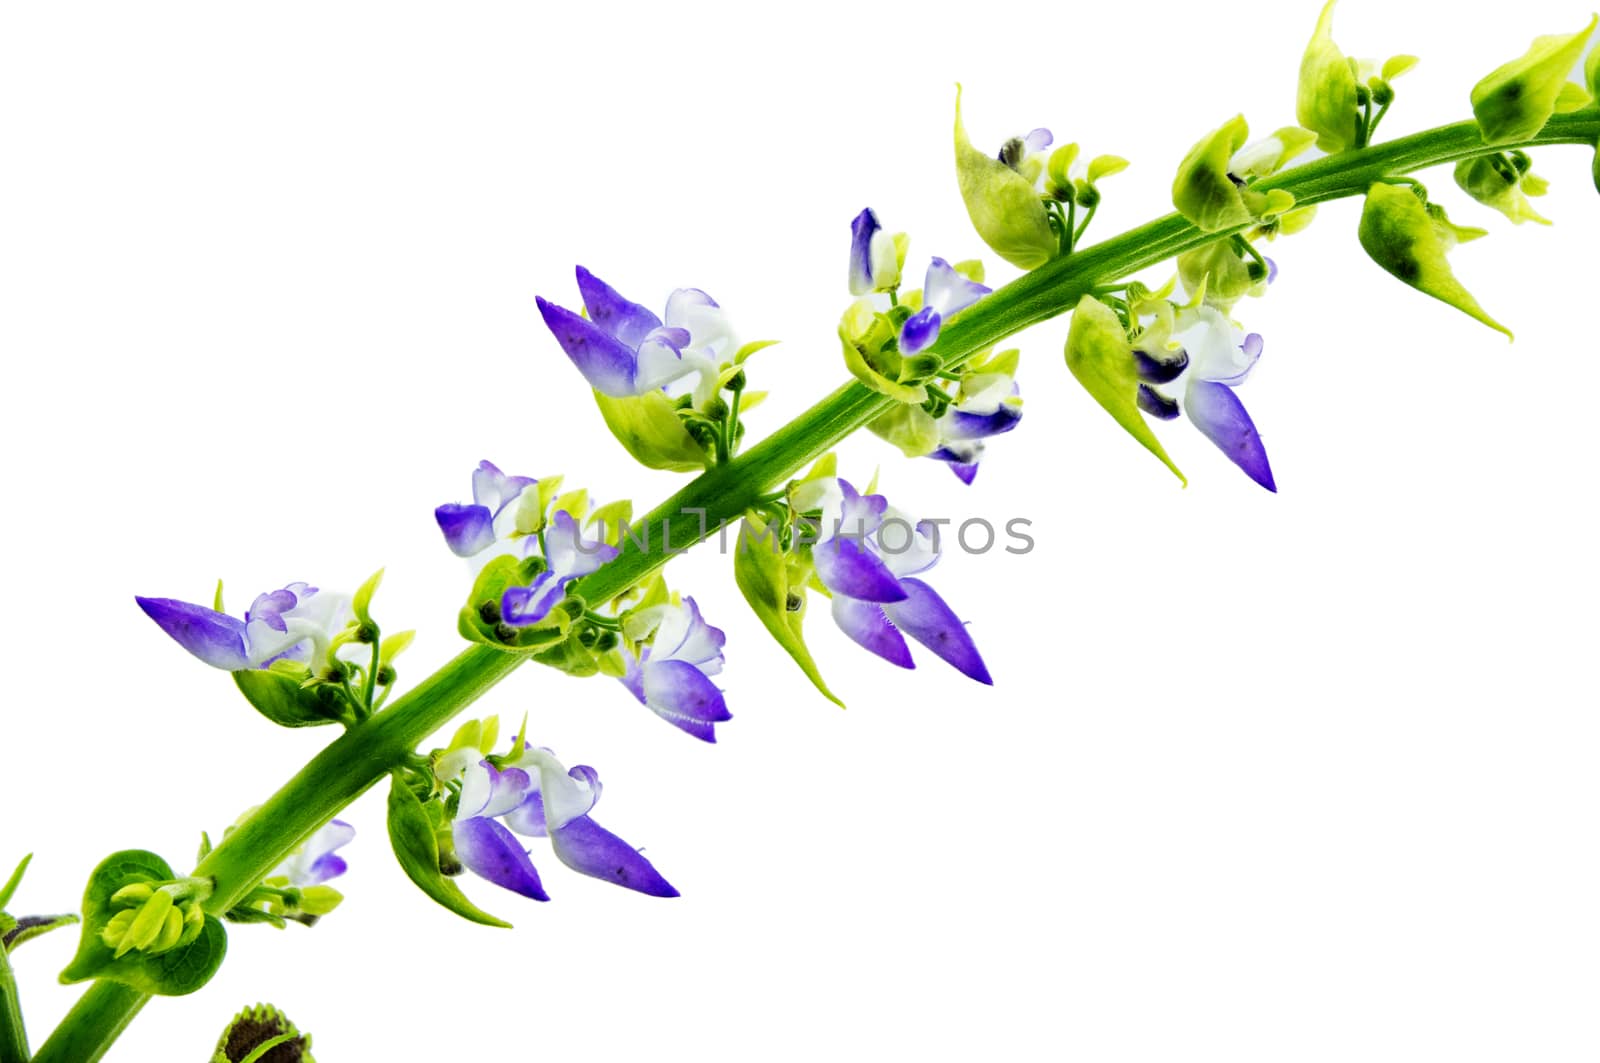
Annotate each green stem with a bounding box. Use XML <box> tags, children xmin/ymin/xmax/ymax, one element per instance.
<box><xmin>34</xmin><ymin>107</ymin><xmax>1600</xmax><ymax>1063</ymax></box>
<box><xmin>1</xmin><ymin>943</ymin><xmax>29</xmax><ymax>1063</ymax></box>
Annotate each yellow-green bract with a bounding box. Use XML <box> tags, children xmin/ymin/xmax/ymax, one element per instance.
<box><xmin>1297</xmin><ymin>0</ymin><xmax>1361</xmax><ymax>153</ymax></box>
<box><xmin>1063</xmin><ymin>295</ymin><xmax>1185</xmax><ymax>485</ymax></box>
<box><xmin>593</xmin><ymin>389</ymin><xmax>707</xmax><ymax>472</ymax></box>
<box><xmin>1470</xmin><ymin>15</ymin><xmax>1597</xmax><ymax>145</ymax></box>
<box><xmin>1357</xmin><ymin>182</ymin><xmax>1511</xmax><ymax>338</ymax></box>
<box><xmin>954</xmin><ymin>86</ymin><xmax>1056</xmax><ymax>270</ymax></box>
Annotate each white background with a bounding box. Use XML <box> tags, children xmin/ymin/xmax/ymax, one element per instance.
<box><xmin>3</xmin><ymin>2</ymin><xmax>1598</xmax><ymax>1060</ymax></box>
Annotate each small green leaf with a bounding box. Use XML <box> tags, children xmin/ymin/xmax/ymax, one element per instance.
<box><xmin>733</xmin><ymin>339</ymin><xmax>781</xmax><ymax>365</ymax></box>
<box><xmin>1064</xmin><ymin>296</ymin><xmax>1186</xmax><ymax>485</ymax></box>
<box><xmin>378</xmin><ymin>630</ymin><xmax>415</xmax><ymax>666</ymax></box>
<box><xmin>1471</xmin><ymin>15</ymin><xmax>1598</xmax><ymax>145</ymax></box>
<box><xmin>60</xmin><ymin>849</ymin><xmax>227</xmax><ymax>996</ymax></box>
<box><xmin>733</xmin><ymin>518</ymin><xmax>844</xmax><ymax>708</ymax></box>
<box><xmin>0</xmin><ymin>853</ymin><xmax>29</xmax><ymax>909</ymax></box>
<box><xmin>1358</xmin><ymin>181</ymin><xmax>1512</xmax><ymax>338</ymax></box>
<box><xmin>593</xmin><ymin>390</ymin><xmax>707</xmax><ymax>472</ymax></box>
<box><xmin>233</xmin><ymin>666</ymin><xmax>347</xmax><ymax>728</ymax></box>
<box><xmin>3</xmin><ymin>912</ymin><xmax>79</xmax><ymax>952</ymax></box>
<box><xmin>385</xmin><ymin>776</ymin><xmax>511</xmax><ymax>928</ymax></box>
<box><xmin>954</xmin><ymin>84</ymin><xmax>1057</xmax><ymax>269</ymax></box>
<box><xmin>1087</xmin><ymin>154</ymin><xmax>1129</xmax><ymax>183</ymax></box>
<box><xmin>352</xmin><ymin>568</ymin><xmax>384</xmax><ymax>629</ymax></box>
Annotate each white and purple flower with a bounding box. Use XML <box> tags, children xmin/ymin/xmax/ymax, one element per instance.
<box><xmin>899</xmin><ymin>258</ymin><xmax>992</xmax><ymax>356</ymax></box>
<box><xmin>795</xmin><ymin>478</ymin><xmax>991</xmax><ymax>683</ymax></box>
<box><xmin>268</xmin><ymin>819</ymin><xmax>355</xmax><ymax>887</ymax></box>
<box><xmin>848</xmin><ymin>207</ymin><xmax>902</xmax><ymax>295</ymax></box>
<box><xmin>136</xmin><ymin>582</ymin><xmax>350</xmax><ymax>672</ymax></box>
<box><xmin>536</xmin><ymin>266</ymin><xmax>732</xmax><ymax>399</ymax></box>
<box><xmin>437</xmin><ymin>743</ymin><xmax>676</xmax><ymax>900</ymax></box>
<box><xmin>434</xmin><ymin>459</ymin><xmax>537</xmax><ymax>560</ymax></box>
<box><xmin>929</xmin><ymin>370</ymin><xmax>1023</xmax><ymax>484</ymax></box>
<box><xmin>620</xmin><ymin>597</ymin><xmax>731</xmax><ymax>743</ymax></box>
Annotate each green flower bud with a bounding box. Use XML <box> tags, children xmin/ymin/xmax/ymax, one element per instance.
<box><xmin>1047</xmin><ymin>142</ymin><xmax>1081</xmax><ymax>198</ymax></box>
<box><xmin>1177</xmin><ymin>240</ymin><xmax>1263</xmax><ymax>310</ymax></box>
<box><xmin>1470</xmin><ymin>15</ymin><xmax>1598</xmax><ymax>146</ymax></box>
<box><xmin>296</xmin><ymin>886</ymin><xmax>343</xmax><ymax>917</ymax></box>
<box><xmin>1358</xmin><ymin>182</ymin><xmax>1511</xmax><ymax>338</ymax></box>
<box><xmin>1171</xmin><ymin>116</ymin><xmax>1292</xmax><ymax>232</ymax></box>
<box><xmin>110</xmin><ymin>882</ymin><xmax>155</xmax><ymax>909</ymax></box>
<box><xmin>954</xmin><ymin>86</ymin><xmax>1056</xmax><ymax>269</ymax></box>
<box><xmin>1063</xmin><ymin>295</ymin><xmax>1185</xmax><ymax>485</ymax></box>
<box><xmin>151</xmin><ymin>906</ymin><xmax>184</xmax><ymax>954</ymax></box>
<box><xmin>116</xmin><ymin>889</ymin><xmax>174</xmax><ymax>958</ymax></box>
<box><xmin>98</xmin><ymin>908</ymin><xmax>135</xmax><ymax>951</ymax></box>
<box><xmin>1453</xmin><ymin>154</ymin><xmax>1552</xmax><ymax>225</ymax></box>
<box><xmin>1297</xmin><ymin>0</ymin><xmax>1361</xmax><ymax>153</ymax></box>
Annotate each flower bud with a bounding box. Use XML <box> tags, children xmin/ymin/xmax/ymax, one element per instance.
<box><xmin>1470</xmin><ymin>15</ymin><xmax>1597</xmax><ymax>145</ymax></box>
<box><xmin>1453</xmin><ymin>154</ymin><xmax>1551</xmax><ymax>225</ymax></box>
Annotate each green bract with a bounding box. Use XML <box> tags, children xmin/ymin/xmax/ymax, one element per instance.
<box><xmin>1297</xmin><ymin>0</ymin><xmax>1361</xmax><ymax>153</ymax></box>
<box><xmin>457</xmin><ymin>555</ymin><xmax>573</xmax><ymax>651</ymax></box>
<box><xmin>839</xmin><ymin>298</ymin><xmax>928</xmax><ymax>404</ymax></box>
<box><xmin>1063</xmin><ymin>295</ymin><xmax>1185</xmax><ymax>485</ymax></box>
<box><xmin>1173</xmin><ymin>115</ymin><xmax>1253</xmax><ymax>232</ymax></box>
<box><xmin>1177</xmin><ymin>240</ymin><xmax>1263</xmax><ymax>310</ymax></box>
<box><xmin>868</xmin><ymin>403</ymin><xmax>940</xmax><ymax>458</ymax></box>
<box><xmin>593</xmin><ymin>390</ymin><xmax>708</xmax><ymax>472</ymax></box>
<box><xmin>1470</xmin><ymin>15</ymin><xmax>1597</xmax><ymax>145</ymax></box>
<box><xmin>1454</xmin><ymin>153</ymin><xmax>1551</xmax><ymax>225</ymax></box>
<box><xmin>385</xmin><ymin>775</ymin><xmax>511</xmax><ymax>928</ymax></box>
<box><xmin>954</xmin><ymin>86</ymin><xmax>1056</xmax><ymax>270</ymax></box>
<box><xmin>233</xmin><ymin>665</ymin><xmax>351</xmax><ymax>728</ymax></box>
<box><xmin>60</xmin><ymin>850</ymin><xmax>226</xmax><ymax>996</ymax></box>
<box><xmin>1358</xmin><ymin>182</ymin><xmax>1511</xmax><ymax>338</ymax></box>
<box><xmin>732</xmin><ymin>517</ymin><xmax>842</xmax><ymax>707</ymax></box>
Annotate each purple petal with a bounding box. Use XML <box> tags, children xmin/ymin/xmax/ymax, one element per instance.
<box><xmin>303</xmin><ymin>853</ymin><xmax>348</xmax><ymax>885</ymax></box>
<box><xmin>835</xmin><ymin>478</ymin><xmax>887</xmax><ymax>538</ymax></box>
<box><xmin>460</xmin><ymin>762</ymin><xmax>532</xmax><ymax>820</ymax></box>
<box><xmin>502</xmin><ymin>570</ymin><xmax>568</xmax><ymax>627</ymax></box>
<box><xmin>641</xmin><ymin>659</ymin><xmax>730</xmax><ymax>743</ymax></box>
<box><xmin>451</xmin><ymin>816</ymin><xmax>548</xmax><ymax>901</ymax></box>
<box><xmin>812</xmin><ymin>537</ymin><xmax>909</xmax><ymax>603</ymax></box>
<box><xmin>883</xmin><ymin>578</ymin><xmax>992</xmax><ymax>684</ymax></box>
<box><xmin>849</xmin><ymin>208</ymin><xmax>883</xmax><ymax>296</ymax></box>
<box><xmin>1184</xmin><ymin>380</ymin><xmax>1277</xmax><ymax>492</ymax></box>
<box><xmin>650</xmin><ymin>597</ymin><xmax>726</xmax><ymax>672</ymax></box>
<box><xmin>550</xmin><ymin>815</ymin><xmax>678</xmax><ymax>898</ymax></box>
<box><xmin>573</xmin><ymin>265</ymin><xmax>663</xmax><ymax>349</ymax></box>
<box><xmin>1264</xmin><ymin>258</ymin><xmax>1279</xmax><ymax>284</ymax></box>
<box><xmin>505</xmin><ymin>789</ymin><xmax>548</xmax><ymax>838</ymax></box>
<box><xmin>435</xmin><ymin>503</ymin><xmax>496</xmax><ymax>558</ymax></box>
<box><xmin>545</xmin><ymin>509</ymin><xmax>619</xmax><ymax>580</ymax></box>
<box><xmin>1024</xmin><ymin>127</ymin><xmax>1053</xmax><ymax>155</ymax></box>
<box><xmin>930</xmin><ymin>450</ymin><xmax>981</xmax><ymax>484</ymax></box>
<box><xmin>135</xmin><ymin>596</ymin><xmax>250</xmax><ymax>671</ymax></box>
<box><xmin>899</xmin><ymin>306</ymin><xmax>942</xmax><ymax>355</ymax></box>
<box><xmin>536</xmin><ymin>295</ymin><xmax>641</xmax><ymax>397</ymax></box>
<box><xmin>923</xmin><ymin>257</ymin><xmax>991</xmax><ymax>317</ymax></box>
<box><xmin>830</xmin><ymin>596</ymin><xmax>914</xmax><ymax>669</ymax></box>
<box><xmin>942</xmin><ymin>403</ymin><xmax>1022</xmax><ymax>441</ymax></box>
<box><xmin>1137</xmin><ymin>385</ymin><xmax>1181</xmax><ymax>420</ymax></box>
<box><xmin>471</xmin><ymin>460</ymin><xmax>535</xmax><ymax>518</ymax></box>
<box><xmin>1132</xmin><ymin>347</ymin><xmax>1189</xmax><ymax>385</ymax></box>
<box><xmin>1241</xmin><ymin>332</ymin><xmax>1264</xmax><ymax>360</ymax></box>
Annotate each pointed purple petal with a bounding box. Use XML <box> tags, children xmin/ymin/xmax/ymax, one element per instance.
<box><xmin>830</xmin><ymin>596</ymin><xmax>914</xmax><ymax>668</ymax></box>
<box><xmin>303</xmin><ymin>853</ymin><xmax>348</xmax><ymax>885</ymax></box>
<box><xmin>922</xmin><ymin>257</ymin><xmax>991</xmax><ymax>317</ymax></box>
<box><xmin>135</xmin><ymin>596</ymin><xmax>250</xmax><ymax>671</ymax></box>
<box><xmin>472</xmin><ymin>460</ymin><xmax>535</xmax><ymax>518</ymax></box>
<box><xmin>574</xmin><ymin>266</ymin><xmax>663</xmax><ymax>349</ymax></box>
<box><xmin>813</xmin><ymin>537</ymin><xmax>908</xmax><ymax>603</ymax></box>
<box><xmin>536</xmin><ymin>295</ymin><xmax>640</xmax><ymax>397</ymax></box>
<box><xmin>943</xmin><ymin>403</ymin><xmax>1022</xmax><ymax>441</ymax></box>
<box><xmin>435</xmin><ymin>503</ymin><xmax>497</xmax><ymax>558</ymax></box>
<box><xmin>1024</xmin><ymin>127</ymin><xmax>1053</xmax><ymax>155</ymax></box>
<box><xmin>849</xmin><ymin>208</ymin><xmax>883</xmax><ymax>296</ymax></box>
<box><xmin>502</xmin><ymin>570</ymin><xmax>568</xmax><ymax>627</ymax></box>
<box><xmin>883</xmin><ymin>578</ymin><xmax>992</xmax><ymax>684</ymax></box>
<box><xmin>641</xmin><ymin>659</ymin><xmax>730</xmax><ymax>743</ymax></box>
<box><xmin>550</xmin><ymin>815</ymin><xmax>678</xmax><ymax>898</ymax></box>
<box><xmin>451</xmin><ymin>816</ymin><xmax>549</xmax><ymax>901</ymax></box>
<box><xmin>942</xmin><ymin>458</ymin><xmax>980</xmax><ymax>484</ymax></box>
<box><xmin>899</xmin><ymin>306</ymin><xmax>942</xmax><ymax>355</ymax></box>
<box><xmin>1185</xmin><ymin>379</ymin><xmax>1277</xmax><ymax>492</ymax></box>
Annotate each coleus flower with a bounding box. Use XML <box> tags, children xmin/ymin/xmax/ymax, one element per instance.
<box><xmin>136</xmin><ymin>582</ymin><xmax>350</xmax><ymax>672</ymax></box>
<box><xmin>795</xmin><ymin>477</ymin><xmax>991</xmax><ymax>683</ymax></box>
<box><xmin>848</xmin><ymin>207</ymin><xmax>903</xmax><ymax>295</ymax></box>
<box><xmin>900</xmin><ymin>258</ymin><xmax>992</xmax><ymax>356</ymax></box>
<box><xmin>436</xmin><ymin>735</ymin><xmax>676</xmax><ymax>900</ymax></box>
<box><xmin>435</xmin><ymin>460</ymin><xmax>537</xmax><ymax>560</ymax></box>
<box><xmin>929</xmin><ymin>367</ymin><xmax>1023</xmax><ymax>484</ymax></box>
<box><xmin>501</xmin><ymin>510</ymin><xmax>619</xmax><ymax>627</ymax></box>
<box><xmin>619</xmin><ymin>597</ymin><xmax>731</xmax><ymax>743</ymax></box>
<box><xmin>536</xmin><ymin>266</ymin><xmax>733</xmax><ymax>400</ymax></box>
<box><xmin>268</xmin><ymin>819</ymin><xmax>354</xmax><ymax>887</ymax></box>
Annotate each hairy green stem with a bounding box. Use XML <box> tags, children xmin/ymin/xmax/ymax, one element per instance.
<box><xmin>1</xmin><ymin>944</ymin><xmax>29</xmax><ymax>1063</ymax></box>
<box><xmin>36</xmin><ymin>108</ymin><xmax>1600</xmax><ymax>1063</ymax></box>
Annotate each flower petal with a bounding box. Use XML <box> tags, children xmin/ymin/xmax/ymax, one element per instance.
<box><xmin>550</xmin><ymin>815</ymin><xmax>678</xmax><ymax>898</ymax></box>
<box><xmin>459</xmin><ymin>761</ymin><xmax>532</xmax><ymax>820</ymax></box>
<box><xmin>471</xmin><ymin>460</ymin><xmax>535</xmax><ymax>519</ymax></box>
<box><xmin>665</xmin><ymin>288</ymin><xmax>733</xmax><ymax>354</ymax></box>
<box><xmin>923</xmin><ymin>257</ymin><xmax>991</xmax><ymax>317</ymax></box>
<box><xmin>812</xmin><ymin>537</ymin><xmax>909</xmax><ymax>603</ymax></box>
<box><xmin>574</xmin><ymin>265</ymin><xmax>663</xmax><ymax>349</ymax></box>
<box><xmin>1024</xmin><ymin>127</ymin><xmax>1053</xmax><ymax>155</ymax></box>
<box><xmin>849</xmin><ymin>208</ymin><xmax>884</xmax><ymax>296</ymax></box>
<box><xmin>1184</xmin><ymin>379</ymin><xmax>1277</xmax><ymax>492</ymax></box>
<box><xmin>648</xmin><ymin>597</ymin><xmax>726</xmax><ymax>673</ymax></box>
<box><xmin>830</xmin><ymin>596</ymin><xmax>914</xmax><ymax>669</ymax></box>
<box><xmin>941</xmin><ymin>402</ymin><xmax>1022</xmax><ymax>441</ymax></box>
<box><xmin>504</xmin><ymin>789</ymin><xmax>548</xmax><ymax>838</ymax></box>
<box><xmin>536</xmin><ymin>295</ymin><xmax>641</xmax><ymax>397</ymax></box>
<box><xmin>544</xmin><ymin>510</ymin><xmax>620</xmax><ymax>580</ymax></box>
<box><xmin>883</xmin><ymin>578</ymin><xmax>992</xmax><ymax>684</ymax></box>
<box><xmin>641</xmin><ymin>659</ymin><xmax>731</xmax><ymax>743</ymax></box>
<box><xmin>501</xmin><ymin>570</ymin><xmax>567</xmax><ymax>627</ymax></box>
<box><xmin>435</xmin><ymin>503</ymin><xmax>496</xmax><ymax>558</ymax></box>
<box><xmin>451</xmin><ymin>816</ymin><xmax>548</xmax><ymax>900</ymax></box>
<box><xmin>899</xmin><ymin>306</ymin><xmax>942</xmax><ymax>355</ymax></box>
<box><xmin>135</xmin><ymin>596</ymin><xmax>251</xmax><ymax>671</ymax></box>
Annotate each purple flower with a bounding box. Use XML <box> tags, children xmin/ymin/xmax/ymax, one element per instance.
<box><xmin>269</xmin><ymin>819</ymin><xmax>355</xmax><ymax>887</ymax></box>
<box><xmin>619</xmin><ymin>597</ymin><xmax>731</xmax><ymax>743</ymax></box>
<box><xmin>434</xmin><ymin>460</ymin><xmax>536</xmax><ymax>559</ymax></box>
<box><xmin>437</xmin><ymin>743</ymin><xmax>676</xmax><ymax>900</ymax></box>
<box><xmin>136</xmin><ymin>582</ymin><xmax>349</xmax><ymax>672</ymax></box>
<box><xmin>899</xmin><ymin>258</ymin><xmax>992</xmax><ymax>356</ymax></box>
<box><xmin>500</xmin><ymin>510</ymin><xmax>619</xmax><ymax>628</ymax></box>
<box><xmin>848</xmin><ymin>208</ymin><xmax>902</xmax><ymax>295</ymax></box>
<box><xmin>795</xmin><ymin>478</ymin><xmax>991</xmax><ymax>683</ymax></box>
<box><xmin>929</xmin><ymin>369</ymin><xmax>1023</xmax><ymax>484</ymax></box>
<box><xmin>536</xmin><ymin>266</ymin><xmax>731</xmax><ymax>398</ymax></box>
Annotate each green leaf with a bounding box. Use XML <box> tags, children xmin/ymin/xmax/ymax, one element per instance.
<box><xmin>352</xmin><ymin>568</ymin><xmax>384</xmax><ymax>629</ymax></box>
<box><xmin>1358</xmin><ymin>182</ymin><xmax>1512</xmax><ymax>338</ymax></box>
<box><xmin>1064</xmin><ymin>296</ymin><xmax>1186</xmax><ymax>485</ymax></box>
<box><xmin>1297</xmin><ymin>0</ymin><xmax>1360</xmax><ymax>153</ymax></box>
<box><xmin>60</xmin><ymin>849</ymin><xmax>227</xmax><ymax>996</ymax></box>
<box><xmin>1172</xmin><ymin>114</ymin><xmax>1253</xmax><ymax>232</ymax></box>
<box><xmin>0</xmin><ymin>853</ymin><xmax>29</xmax><ymax>909</ymax></box>
<box><xmin>593</xmin><ymin>390</ymin><xmax>707</xmax><ymax>472</ymax></box>
<box><xmin>733</xmin><ymin>339</ymin><xmax>781</xmax><ymax>365</ymax></box>
<box><xmin>1471</xmin><ymin>15</ymin><xmax>1598</xmax><ymax>145</ymax></box>
<box><xmin>3</xmin><ymin>912</ymin><xmax>79</xmax><ymax>952</ymax></box>
<box><xmin>378</xmin><ymin>630</ymin><xmax>415</xmax><ymax>666</ymax></box>
<box><xmin>385</xmin><ymin>776</ymin><xmax>511</xmax><ymax>928</ymax></box>
<box><xmin>954</xmin><ymin>84</ymin><xmax>1057</xmax><ymax>269</ymax></box>
<box><xmin>733</xmin><ymin>518</ymin><xmax>844</xmax><ymax>708</ymax></box>
<box><xmin>232</xmin><ymin>666</ymin><xmax>347</xmax><ymax>728</ymax></box>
